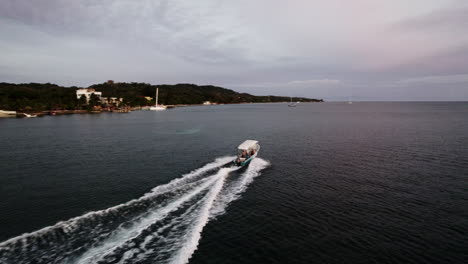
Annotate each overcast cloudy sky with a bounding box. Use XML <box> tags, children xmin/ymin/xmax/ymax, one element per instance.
<box><xmin>1</xmin><ymin>0</ymin><xmax>467</xmax><ymax>100</ymax></box>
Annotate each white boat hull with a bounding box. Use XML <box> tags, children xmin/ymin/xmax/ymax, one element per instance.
<box><xmin>149</xmin><ymin>106</ymin><xmax>167</xmax><ymax>111</ymax></box>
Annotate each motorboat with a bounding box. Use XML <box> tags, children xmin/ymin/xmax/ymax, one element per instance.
<box><xmin>234</xmin><ymin>140</ymin><xmax>260</xmax><ymax>166</ymax></box>
<box><xmin>150</xmin><ymin>88</ymin><xmax>167</xmax><ymax>111</ymax></box>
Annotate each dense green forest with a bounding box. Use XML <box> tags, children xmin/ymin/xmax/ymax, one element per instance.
<box><xmin>0</xmin><ymin>82</ymin><xmax>323</xmax><ymax>111</ymax></box>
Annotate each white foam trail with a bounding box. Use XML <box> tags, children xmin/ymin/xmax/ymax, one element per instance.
<box><xmin>168</xmin><ymin>167</ymin><xmax>234</xmax><ymax>264</ymax></box>
<box><xmin>0</xmin><ymin>156</ymin><xmax>270</xmax><ymax>264</ymax></box>
<box><xmin>210</xmin><ymin>158</ymin><xmax>270</xmax><ymax>217</ymax></box>
<box><xmin>143</xmin><ymin>156</ymin><xmax>234</xmax><ymax>198</ymax></box>
<box><xmin>0</xmin><ymin>156</ymin><xmax>233</xmax><ymax>249</ymax></box>
<box><xmin>167</xmin><ymin>159</ymin><xmax>269</xmax><ymax>264</ymax></box>
<box><xmin>74</xmin><ymin>174</ymin><xmax>220</xmax><ymax>264</ymax></box>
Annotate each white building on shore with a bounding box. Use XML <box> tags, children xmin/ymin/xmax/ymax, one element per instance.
<box><xmin>101</xmin><ymin>97</ymin><xmax>123</xmax><ymax>106</ymax></box>
<box><xmin>76</xmin><ymin>88</ymin><xmax>102</xmax><ymax>103</ymax></box>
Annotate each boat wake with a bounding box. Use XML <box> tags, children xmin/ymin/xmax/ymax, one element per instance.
<box><xmin>0</xmin><ymin>156</ymin><xmax>269</xmax><ymax>264</ymax></box>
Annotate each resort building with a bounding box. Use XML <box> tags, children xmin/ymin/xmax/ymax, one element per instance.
<box><xmin>101</xmin><ymin>97</ymin><xmax>123</xmax><ymax>106</ymax></box>
<box><xmin>76</xmin><ymin>88</ymin><xmax>102</xmax><ymax>103</ymax></box>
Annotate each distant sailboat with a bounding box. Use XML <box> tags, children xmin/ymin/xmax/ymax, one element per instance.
<box><xmin>23</xmin><ymin>113</ymin><xmax>37</xmax><ymax>118</ymax></box>
<box><xmin>149</xmin><ymin>88</ymin><xmax>167</xmax><ymax>111</ymax></box>
<box><xmin>288</xmin><ymin>97</ymin><xmax>297</xmax><ymax>107</ymax></box>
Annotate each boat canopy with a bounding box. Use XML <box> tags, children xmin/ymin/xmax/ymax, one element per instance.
<box><xmin>237</xmin><ymin>140</ymin><xmax>259</xmax><ymax>150</ymax></box>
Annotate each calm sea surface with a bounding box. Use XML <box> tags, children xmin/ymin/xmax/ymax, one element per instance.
<box><xmin>0</xmin><ymin>102</ymin><xmax>467</xmax><ymax>263</ymax></box>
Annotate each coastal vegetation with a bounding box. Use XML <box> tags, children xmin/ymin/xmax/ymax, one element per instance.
<box><xmin>0</xmin><ymin>82</ymin><xmax>323</xmax><ymax>111</ymax></box>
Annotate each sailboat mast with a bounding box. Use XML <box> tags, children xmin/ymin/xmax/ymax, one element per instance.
<box><xmin>155</xmin><ymin>88</ymin><xmax>159</xmax><ymax>107</ymax></box>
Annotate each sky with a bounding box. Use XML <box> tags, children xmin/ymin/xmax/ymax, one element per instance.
<box><xmin>1</xmin><ymin>0</ymin><xmax>467</xmax><ymax>101</ymax></box>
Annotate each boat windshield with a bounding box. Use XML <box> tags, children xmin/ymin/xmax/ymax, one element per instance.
<box><xmin>237</xmin><ymin>146</ymin><xmax>257</xmax><ymax>157</ymax></box>
<box><xmin>237</xmin><ymin>149</ymin><xmax>247</xmax><ymax>156</ymax></box>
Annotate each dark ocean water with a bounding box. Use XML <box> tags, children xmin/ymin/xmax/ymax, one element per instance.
<box><xmin>0</xmin><ymin>102</ymin><xmax>467</xmax><ymax>264</ymax></box>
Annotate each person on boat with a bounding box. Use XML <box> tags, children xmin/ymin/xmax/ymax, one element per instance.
<box><xmin>237</xmin><ymin>151</ymin><xmax>244</xmax><ymax>162</ymax></box>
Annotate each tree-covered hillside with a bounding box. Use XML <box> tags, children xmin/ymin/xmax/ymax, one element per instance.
<box><xmin>0</xmin><ymin>82</ymin><xmax>323</xmax><ymax>111</ymax></box>
<box><xmin>0</xmin><ymin>83</ymin><xmax>80</xmax><ymax>111</ymax></box>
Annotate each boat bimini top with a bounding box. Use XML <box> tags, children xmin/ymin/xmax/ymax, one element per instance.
<box><xmin>237</xmin><ymin>140</ymin><xmax>260</xmax><ymax>157</ymax></box>
<box><xmin>238</xmin><ymin>140</ymin><xmax>259</xmax><ymax>152</ymax></box>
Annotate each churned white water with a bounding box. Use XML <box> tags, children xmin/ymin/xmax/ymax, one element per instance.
<box><xmin>0</xmin><ymin>156</ymin><xmax>269</xmax><ymax>264</ymax></box>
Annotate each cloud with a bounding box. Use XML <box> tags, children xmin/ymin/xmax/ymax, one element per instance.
<box><xmin>0</xmin><ymin>0</ymin><xmax>467</xmax><ymax>100</ymax></box>
<box><xmin>288</xmin><ymin>79</ymin><xmax>341</xmax><ymax>86</ymax></box>
<box><xmin>225</xmin><ymin>79</ymin><xmax>341</xmax><ymax>89</ymax></box>
<box><xmin>347</xmin><ymin>3</ymin><xmax>468</xmax><ymax>72</ymax></box>
<box><xmin>393</xmin><ymin>6</ymin><xmax>468</xmax><ymax>33</ymax></box>
<box><xmin>397</xmin><ymin>74</ymin><xmax>468</xmax><ymax>85</ymax></box>
<box><xmin>0</xmin><ymin>0</ymin><xmax>249</xmax><ymax>65</ymax></box>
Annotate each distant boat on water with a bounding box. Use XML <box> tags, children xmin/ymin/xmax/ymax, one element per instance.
<box><xmin>149</xmin><ymin>88</ymin><xmax>167</xmax><ymax>111</ymax></box>
<box><xmin>288</xmin><ymin>97</ymin><xmax>297</xmax><ymax>107</ymax></box>
<box><xmin>23</xmin><ymin>113</ymin><xmax>37</xmax><ymax>118</ymax></box>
